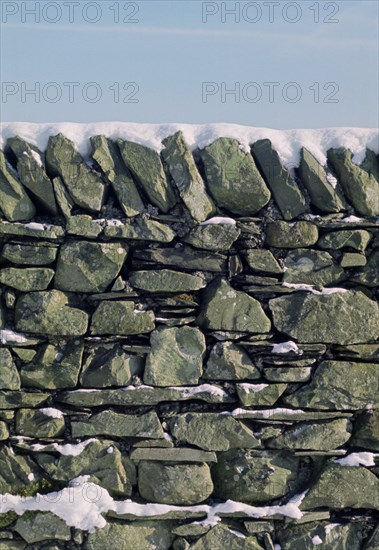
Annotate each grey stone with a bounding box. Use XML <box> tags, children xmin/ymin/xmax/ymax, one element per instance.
<box><xmin>183</xmin><ymin>222</ymin><xmax>240</xmax><ymax>251</ymax></box>
<box><xmin>52</xmin><ymin>176</ymin><xmax>74</xmax><ymax>219</ymax></box>
<box><xmin>15</xmin><ymin>408</ymin><xmax>65</xmax><ymax>438</ymax></box>
<box><xmin>243</xmin><ymin>249</ymin><xmax>282</xmax><ymax>274</ymax></box>
<box><xmin>354</xmin><ymin>249</ymin><xmax>379</xmax><ymax>287</ymax></box>
<box><xmin>277</xmin><ymin>522</ymin><xmax>364</xmax><ymax>550</ymax></box>
<box><xmin>318</xmin><ymin>229</ymin><xmax>372</xmax><ymax>252</ymax></box>
<box><xmin>204</xmin><ymin>341</ymin><xmax>260</xmax><ymax>380</ymax></box>
<box><xmin>283</xmin><ymin>249</ymin><xmax>345</xmax><ymax>286</ymax></box>
<box><xmin>0</xmin><ymin>267</ymin><xmax>54</xmax><ymax>291</ymax></box>
<box><xmin>132</xmin><ymin>245</ymin><xmax>227</xmax><ymax>272</ymax></box>
<box><xmin>71</xmin><ymin>410</ymin><xmax>164</xmax><ymax>438</ymax></box>
<box><xmin>66</xmin><ymin>215</ymin><xmax>102</xmax><ymax>238</ymax></box>
<box><xmin>0</xmin><ymin>220</ymin><xmax>64</xmax><ymax>240</ymax></box>
<box><xmin>0</xmin><ymin>349</ymin><xmax>21</xmax><ymax>390</ymax></box>
<box><xmin>104</xmin><ymin>218</ymin><xmax>176</xmax><ymax>242</ymax></box>
<box><xmin>191</xmin><ymin>525</ymin><xmax>263</xmax><ymax>550</ymax></box>
<box><xmin>84</xmin><ymin>520</ymin><xmax>175</xmax><ymax>550</ymax></box>
<box><xmin>1</xmin><ymin>242</ymin><xmax>58</xmax><ymax>265</ymax></box>
<box><xmin>265</xmin><ymin>221</ymin><xmax>318</xmax><ymax>248</ymax></box>
<box><xmin>268</xmin><ymin>418</ymin><xmax>352</xmax><ymax>450</ymax></box>
<box><xmin>130</xmin><ymin>447</ymin><xmax>217</xmax><ymax>462</ymax></box>
<box><xmin>129</xmin><ymin>269</ymin><xmax>205</xmax><ymax>292</ymax></box>
<box><xmin>0</xmin><ymin>391</ymin><xmax>49</xmax><ymax>410</ymax></box>
<box><xmin>90</xmin><ymin>300</ymin><xmax>155</xmax><ymax>335</ymax></box>
<box><xmin>14</xmin><ymin>512</ymin><xmax>71</xmax><ymax>544</ymax></box>
<box><xmin>340</xmin><ymin>252</ymin><xmax>367</xmax><ymax>267</ymax></box>
<box><xmin>236</xmin><ymin>383</ymin><xmax>287</xmax><ymax>406</ymax></box>
<box><xmin>0</xmin><ymin>150</ymin><xmax>36</xmax><ymax>221</ymax></box>
<box><xmin>351</xmin><ymin>411</ymin><xmax>379</xmax><ymax>451</ymax></box>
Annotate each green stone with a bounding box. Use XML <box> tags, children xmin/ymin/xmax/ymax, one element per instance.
<box><xmin>340</xmin><ymin>252</ymin><xmax>367</xmax><ymax>267</ymax></box>
<box><xmin>118</xmin><ymin>139</ymin><xmax>176</xmax><ymax>212</ymax></box>
<box><xmin>138</xmin><ymin>461</ymin><xmax>213</xmax><ymax>504</ymax></box>
<box><xmin>71</xmin><ymin>410</ymin><xmax>163</xmax><ymax>438</ymax></box>
<box><xmin>80</xmin><ymin>344</ymin><xmax>144</xmax><ymax>388</ymax></box>
<box><xmin>183</xmin><ymin>222</ymin><xmax>240</xmax><ymax>251</ymax></box>
<box><xmin>268</xmin><ymin>418</ymin><xmax>352</xmax><ymax>450</ymax></box>
<box><xmin>204</xmin><ymin>341</ymin><xmax>260</xmax><ymax>380</ymax></box>
<box><xmin>14</xmin><ymin>512</ymin><xmax>71</xmax><ymax>544</ymax></box>
<box><xmin>269</xmin><ymin>290</ymin><xmax>379</xmax><ymax>344</ymax></box>
<box><xmin>7</xmin><ymin>137</ymin><xmax>58</xmax><ymax>215</ymax></box>
<box><xmin>212</xmin><ymin>449</ymin><xmax>299</xmax><ymax>504</ymax></box>
<box><xmin>351</xmin><ymin>411</ymin><xmax>379</xmax><ymax>451</ymax></box>
<box><xmin>251</xmin><ymin>139</ymin><xmax>307</xmax><ymax>219</ymax></box>
<box><xmin>15</xmin><ymin>408</ymin><xmax>65</xmax><ymax>438</ymax></box>
<box><xmin>283</xmin><ymin>248</ymin><xmax>344</xmax><ymax>286</ymax></box>
<box><xmin>0</xmin><ymin>221</ymin><xmax>64</xmax><ymax>240</ymax></box>
<box><xmin>15</xmin><ymin>290</ymin><xmax>89</xmax><ymax>336</ymax></box>
<box><xmin>0</xmin><ymin>267</ymin><xmax>54</xmax><ymax>291</ymax></box>
<box><xmin>263</xmin><ymin>366</ymin><xmax>311</xmax><ymax>383</ymax></box>
<box><xmin>318</xmin><ymin>229</ymin><xmax>372</xmax><ymax>252</ymax></box>
<box><xmin>236</xmin><ymin>383</ymin><xmax>287</xmax><ymax>406</ymax></box>
<box><xmin>133</xmin><ymin>245</ymin><xmax>227</xmax><ymax>272</ymax></box>
<box><xmin>84</xmin><ymin>520</ymin><xmax>175</xmax><ymax>550</ymax></box>
<box><xmin>90</xmin><ymin>300</ymin><xmax>155</xmax><ymax>335</ymax></box>
<box><xmin>200</xmin><ymin>138</ymin><xmax>271</xmax><ymax>215</ymax></box>
<box><xmin>0</xmin><ymin>391</ymin><xmax>49</xmax><ymax>409</ymax></box>
<box><xmin>354</xmin><ymin>249</ymin><xmax>379</xmax><ymax>287</ymax></box>
<box><xmin>197</xmin><ymin>278</ymin><xmax>271</xmax><ymax>333</ymax></box>
<box><xmin>161</xmin><ymin>131</ymin><xmax>215</xmax><ymax>221</ymax></box>
<box><xmin>327</xmin><ymin>148</ymin><xmax>379</xmax><ymax>216</ymax></box>
<box><xmin>129</xmin><ymin>269</ymin><xmax>205</xmax><ymax>292</ymax></box>
<box><xmin>265</xmin><ymin>221</ymin><xmax>318</xmax><ymax>248</ymax></box>
<box><xmin>277</xmin><ymin>522</ymin><xmax>364</xmax><ymax>550</ymax></box>
<box><xmin>0</xmin><ymin>421</ymin><xmax>9</xmax><ymax>440</ymax></box>
<box><xmin>243</xmin><ymin>249</ymin><xmax>282</xmax><ymax>274</ymax></box>
<box><xmin>0</xmin><ymin>349</ymin><xmax>21</xmax><ymax>390</ymax></box>
<box><xmin>0</xmin><ymin>446</ymin><xmax>43</xmax><ymax>494</ymax></box>
<box><xmin>66</xmin><ymin>215</ymin><xmax>102</xmax><ymax>238</ymax></box>
<box><xmin>299</xmin><ymin>147</ymin><xmax>344</xmax><ymax>212</ymax></box>
<box><xmin>0</xmin><ymin>542</ymin><xmax>25</xmax><ymax>550</ymax></box>
<box><xmin>191</xmin><ymin>525</ymin><xmax>262</xmax><ymax>550</ymax></box>
<box><xmin>0</xmin><ymin>150</ymin><xmax>36</xmax><ymax>221</ymax></box>
<box><xmin>301</xmin><ymin>462</ymin><xmax>379</xmax><ymax>510</ymax></box>
<box><xmin>104</xmin><ymin>218</ymin><xmax>176</xmax><ymax>242</ymax></box>
<box><xmin>55</xmin><ymin>241</ymin><xmax>127</xmax><ymax>292</ymax></box>
<box><xmin>284</xmin><ymin>361</ymin><xmax>379</xmax><ymax>409</ymax></box>
<box><xmin>91</xmin><ymin>135</ymin><xmax>144</xmax><ymax>217</ymax></box>
<box><xmin>143</xmin><ymin>326</ymin><xmax>205</xmax><ymax>386</ymax></box>
<box><xmin>52</xmin><ymin>176</ymin><xmax>74</xmax><ymax>219</ymax></box>
<box><xmin>46</xmin><ymin>133</ymin><xmax>105</xmax><ymax>211</ymax></box>
<box><xmin>1</xmin><ymin>242</ymin><xmax>58</xmax><ymax>265</ymax></box>
<box><xmin>130</xmin><ymin>447</ymin><xmax>217</xmax><ymax>462</ymax></box>
<box><xmin>20</xmin><ymin>340</ymin><xmax>84</xmax><ymax>389</ymax></box>
<box><xmin>170</xmin><ymin>412</ymin><xmax>260</xmax><ymax>451</ymax></box>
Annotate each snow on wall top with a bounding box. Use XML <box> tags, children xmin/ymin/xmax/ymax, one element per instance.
<box><xmin>1</xmin><ymin>122</ymin><xmax>378</xmax><ymax>168</ymax></box>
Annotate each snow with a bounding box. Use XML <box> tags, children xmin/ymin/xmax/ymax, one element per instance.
<box><xmin>339</xmin><ymin>215</ymin><xmax>365</xmax><ymax>223</ymax></box>
<box><xmin>170</xmin><ymin>384</ymin><xmax>229</xmax><ymax>397</ymax></box>
<box><xmin>325</xmin><ymin>523</ymin><xmax>340</xmax><ymax>535</ymax></box>
<box><xmin>29</xmin><ymin>439</ymin><xmax>98</xmax><ymax>457</ymax></box>
<box><xmin>229</xmin><ymin>529</ymin><xmax>246</xmax><ymax>538</ymax></box>
<box><xmin>335</xmin><ymin>452</ymin><xmax>378</xmax><ymax>467</ymax></box>
<box><xmin>199</xmin><ymin>216</ymin><xmax>236</xmax><ymax>225</ymax></box>
<box><xmin>0</xmin><ymin>329</ymin><xmax>28</xmax><ymax>344</ymax></box>
<box><xmin>312</xmin><ymin>535</ymin><xmax>323</xmax><ymax>545</ymax></box>
<box><xmin>27</xmin><ymin>473</ymin><xmax>35</xmax><ymax>482</ymax></box>
<box><xmin>31</xmin><ymin>149</ymin><xmax>43</xmax><ymax>167</ymax></box>
<box><xmin>282</xmin><ymin>282</ymin><xmax>348</xmax><ymax>295</ymax></box>
<box><xmin>39</xmin><ymin>408</ymin><xmax>64</xmax><ymax>419</ymax></box>
<box><xmin>1</xmin><ymin>123</ymin><xmax>377</xmax><ymax>168</ymax></box>
<box><xmin>23</xmin><ymin>222</ymin><xmax>53</xmax><ymax>231</ymax></box>
<box><xmin>237</xmin><ymin>383</ymin><xmax>269</xmax><ymax>393</ymax></box>
<box><xmin>0</xmin><ymin>478</ymin><xmax>307</xmax><ymax>532</ymax></box>
<box><xmin>271</xmin><ymin>341</ymin><xmax>303</xmax><ymax>355</ymax></box>
<box><xmin>326</xmin><ymin>173</ymin><xmax>338</xmax><ymax>189</ymax></box>
<box><xmin>229</xmin><ymin>407</ymin><xmax>306</xmax><ymax>418</ymax></box>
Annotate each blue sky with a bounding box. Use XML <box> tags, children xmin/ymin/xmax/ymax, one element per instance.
<box><xmin>1</xmin><ymin>0</ymin><xmax>378</xmax><ymax>127</ymax></box>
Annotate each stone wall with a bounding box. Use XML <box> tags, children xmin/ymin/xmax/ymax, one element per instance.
<box><xmin>0</xmin><ymin>130</ymin><xmax>378</xmax><ymax>549</ymax></box>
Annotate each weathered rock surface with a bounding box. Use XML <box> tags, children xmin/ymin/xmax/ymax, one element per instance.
<box><xmin>283</xmin><ymin>249</ymin><xmax>344</xmax><ymax>286</ymax></box>
<box><xmin>15</xmin><ymin>408</ymin><xmax>65</xmax><ymax>438</ymax></box>
<box><xmin>1</xmin><ymin>242</ymin><xmax>58</xmax><ymax>265</ymax></box>
<box><xmin>129</xmin><ymin>269</ymin><xmax>205</xmax><ymax>292</ymax></box>
<box><xmin>204</xmin><ymin>341</ymin><xmax>260</xmax><ymax>380</ymax></box>
<box><xmin>90</xmin><ymin>300</ymin><xmax>155</xmax><ymax>335</ymax></box>
<box><xmin>191</xmin><ymin>525</ymin><xmax>263</xmax><ymax>550</ymax></box>
<box><xmin>236</xmin><ymin>382</ymin><xmax>287</xmax><ymax>406</ymax></box>
<box><xmin>354</xmin><ymin>249</ymin><xmax>379</xmax><ymax>287</ymax></box>
<box><xmin>268</xmin><ymin>418</ymin><xmax>352</xmax><ymax>450</ymax></box>
<box><xmin>0</xmin><ymin>150</ymin><xmax>36</xmax><ymax>221</ymax></box>
<box><xmin>0</xmin><ymin>349</ymin><xmax>21</xmax><ymax>390</ymax></box>
<box><xmin>351</xmin><ymin>411</ymin><xmax>379</xmax><ymax>451</ymax></box>
<box><xmin>84</xmin><ymin>520</ymin><xmax>175</xmax><ymax>550</ymax></box>
<box><xmin>243</xmin><ymin>249</ymin><xmax>282</xmax><ymax>274</ymax></box>
<box><xmin>71</xmin><ymin>410</ymin><xmax>163</xmax><ymax>438</ymax></box>
<box><xmin>265</xmin><ymin>221</ymin><xmax>318</xmax><ymax>248</ymax></box>
<box><xmin>0</xmin><ymin>267</ymin><xmax>54</xmax><ymax>291</ymax></box>
<box><xmin>318</xmin><ymin>229</ymin><xmax>372</xmax><ymax>252</ymax></box>
<box><xmin>104</xmin><ymin>218</ymin><xmax>176</xmax><ymax>242</ymax></box>
<box><xmin>14</xmin><ymin>512</ymin><xmax>71</xmax><ymax>544</ymax></box>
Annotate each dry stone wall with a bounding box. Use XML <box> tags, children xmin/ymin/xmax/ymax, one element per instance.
<box><xmin>0</xmin><ymin>130</ymin><xmax>379</xmax><ymax>549</ymax></box>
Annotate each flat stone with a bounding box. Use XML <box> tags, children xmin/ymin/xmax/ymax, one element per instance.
<box><xmin>0</xmin><ymin>267</ymin><xmax>54</xmax><ymax>291</ymax></box>
<box><xmin>84</xmin><ymin>520</ymin><xmax>175</xmax><ymax>550</ymax></box>
<box><xmin>212</xmin><ymin>449</ymin><xmax>299</xmax><ymax>504</ymax></box>
<box><xmin>80</xmin><ymin>344</ymin><xmax>144</xmax><ymax>388</ymax></box>
<box><xmin>104</xmin><ymin>218</ymin><xmax>176</xmax><ymax>242</ymax></box>
<box><xmin>197</xmin><ymin>278</ymin><xmax>271</xmax><ymax>333</ymax></box>
<box><xmin>66</xmin><ymin>215</ymin><xmax>102</xmax><ymax>238</ymax></box>
<box><xmin>298</xmin><ymin>147</ymin><xmax>344</xmax><ymax>212</ymax></box>
<box><xmin>0</xmin><ymin>221</ymin><xmax>64</xmax><ymax>240</ymax></box>
<box><xmin>284</xmin><ymin>361</ymin><xmax>379</xmax><ymax>409</ymax></box>
<box><xmin>269</xmin><ymin>290</ymin><xmax>379</xmax><ymax>344</ymax></box>
<box><xmin>351</xmin><ymin>411</ymin><xmax>379</xmax><ymax>451</ymax></box>
<box><xmin>283</xmin><ymin>249</ymin><xmax>344</xmax><ymax>286</ymax></box>
<box><xmin>71</xmin><ymin>410</ymin><xmax>164</xmax><ymax>438</ymax></box>
<box><xmin>14</xmin><ymin>512</ymin><xmax>71</xmax><ymax>544</ymax></box>
<box><xmin>268</xmin><ymin>418</ymin><xmax>352</xmax><ymax>450</ymax></box>
<box><xmin>236</xmin><ymin>383</ymin><xmax>287</xmax><ymax>406</ymax></box>
<box><xmin>45</xmin><ymin>133</ymin><xmax>105</xmax><ymax>212</ymax></box>
<box><xmin>265</xmin><ymin>221</ymin><xmax>318</xmax><ymax>248</ymax></box>
<box><xmin>90</xmin><ymin>301</ymin><xmax>155</xmax><ymax>335</ymax></box>
<box><xmin>243</xmin><ymin>249</ymin><xmax>282</xmax><ymax>274</ymax></box>
<box><xmin>55</xmin><ymin>241</ymin><xmax>127</xmax><ymax>292</ymax></box>
<box><xmin>118</xmin><ymin>139</ymin><xmax>176</xmax><ymax>212</ymax></box>
<box><xmin>138</xmin><ymin>461</ymin><xmax>213</xmax><ymax>505</ymax></box>
<box><xmin>327</xmin><ymin>148</ymin><xmax>379</xmax><ymax>216</ymax></box>
<box><xmin>161</xmin><ymin>131</ymin><xmax>215</xmax><ymax>221</ymax></box>
<box><xmin>132</xmin><ymin>245</ymin><xmax>227</xmax><ymax>272</ymax></box>
<box><xmin>1</xmin><ymin>242</ymin><xmax>58</xmax><ymax>265</ymax></box>
<box><xmin>183</xmin><ymin>222</ymin><xmax>240</xmax><ymax>251</ymax></box>
<box><xmin>0</xmin><ymin>349</ymin><xmax>21</xmax><ymax>390</ymax></box>
<box><xmin>15</xmin><ymin>290</ymin><xmax>89</xmax><ymax>336</ymax></box>
<box><xmin>191</xmin><ymin>525</ymin><xmax>262</xmax><ymax>550</ymax></box>
<box><xmin>15</xmin><ymin>408</ymin><xmax>65</xmax><ymax>438</ymax></box>
<box><xmin>170</xmin><ymin>412</ymin><xmax>260</xmax><ymax>451</ymax></box>
<box><xmin>52</xmin><ymin>176</ymin><xmax>74</xmax><ymax>219</ymax></box>
<box><xmin>0</xmin><ymin>391</ymin><xmax>49</xmax><ymax>409</ymax></box>
<box><xmin>231</xmin><ymin>409</ymin><xmax>352</xmax><ymax>421</ymax></box>
<box><xmin>143</xmin><ymin>326</ymin><xmax>205</xmax><ymax>386</ymax></box>
<box><xmin>204</xmin><ymin>341</ymin><xmax>260</xmax><ymax>380</ymax></box>
<box><xmin>318</xmin><ymin>229</ymin><xmax>372</xmax><ymax>252</ymax></box>
<box><xmin>340</xmin><ymin>252</ymin><xmax>367</xmax><ymax>267</ymax></box>
<box><xmin>129</xmin><ymin>269</ymin><xmax>205</xmax><ymax>292</ymax></box>
<box><xmin>0</xmin><ymin>150</ymin><xmax>36</xmax><ymax>221</ymax></box>
<box><xmin>263</xmin><ymin>366</ymin><xmax>312</xmax><ymax>383</ymax></box>
<box><xmin>200</xmin><ymin>137</ymin><xmax>271</xmax><ymax>215</ymax></box>
<box><xmin>0</xmin><ymin>446</ymin><xmax>43</xmax><ymax>494</ymax></box>
<box><xmin>277</xmin><ymin>521</ymin><xmax>364</xmax><ymax>550</ymax></box>
<box><xmin>130</xmin><ymin>447</ymin><xmax>217</xmax><ymax>462</ymax></box>
<box><xmin>301</xmin><ymin>462</ymin><xmax>379</xmax><ymax>510</ymax></box>
<box><xmin>91</xmin><ymin>135</ymin><xmax>144</xmax><ymax>217</ymax></box>
<box><xmin>334</xmin><ymin>343</ymin><xmax>379</xmax><ymax>360</ymax></box>
<box><xmin>7</xmin><ymin>137</ymin><xmax>58</xmax><ymax>215</ymax></box>
<box><xmin>251</xmin><ymin>139</ymin><xmax>307</xmax><ymax>219</ymax></box>
<box><xmin>0</xmin><ymin>421</ymin><xmax>9</xmax><ymax>440</ymax></box>
<box><xmin>353</xmin><ymin>249</ymin><xmax>379</xmax><ymax>287</ymax></box>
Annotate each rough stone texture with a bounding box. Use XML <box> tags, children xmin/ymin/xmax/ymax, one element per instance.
<box><xmin>0</xmin><ymin>150</ymin><xmax>36</xmax><ymax>221</ymax></box>
<box><xmin>183</xmin><ymin>222</ymin><xmax>240</xmax><ymax>251</ymax></box>
<box><xmin>282</xmin><ymin>249</ymin><xmax>344</xmax><ymax>286</ymax></box>
<box><xmin>0</xmin><ymin>267</ymin><xmax>54</xmax><ymax>291</ymax></box>
<box><xmin>354</xmin><ymin>249</ymin><xmax>379</xmax><ymax>287</ymax></box>
<box><xmin>14</xmin><ymin>512</ymin><xmax>71</xmax><ymax>544</ymax></box>
<box><xmin>204</xmin><ymin>341</ymin><xmax>260</xmax><ymax>380</ymax></box>
<box><xmin>236</xmin><ymin>382</ymin><xmax>287</xmax><ymax>406</ymax></box>
<box><xmin>84</xmin><ymin>520</ymin><xmax>175</xmax><ymax>550</ymax></box>
<box><xmin>243</xmin><ymin>249</ymin><xmax>282</xmax><ymax>274</ymax></box>
<box><xmin>268</xmin><ymin>418</ymin><xmax>352</xmax><ymax>450</ymax></box>
<box><xmin>104</xmin><ymin>218</ymin><xmax>176</xmax><ymax>242</ymax></box>
<box><xmin>71</xmin><ymin>410</ymin><xmax>164</xmax><ymax>439</ymax></box>
<box><xmin>265</xmin><ymin>221</ymin><xmax>318</xmax><ymax>248</ymax></box>
<box><xmin>1</xmin><ymin>242</ymin><xmax>58</xmax><ymax>265</ymax></box>
<box><xmin>90</xmin><ymin>300</ymin><xmax>155</xmax><ymax>335</ymax></box>
<box><xmin>0</xmin><ymin>349</ymin><xmax>21</xmax><ymax>390</ymax></box>
<box><xmin>351</xmin><ymin>411</ymin><xmax>379</xmax><ymax>451</ymax></box>
<box><xmin>15</xmin><ymin>408</ymin><xmax>65</xmax><ymax>438</ymax></box>
<box><xmin>129</xmin><ymin>269</ymin><xmax>205</xmax><ymax>292</ymax></box>
<box><xmin>200</xmin><ymin>138</ymin><xmax>271</xmax><ymax>215</ymax></box>
<box><xmin>269</xmin><ymin>291</ymin><xmax>379</xmax><ymax>344</ymax></box>
<box><xmin>191</xmin><ymin>525</ymin><xmax>263</xmax><ymax>549</ymax></box>
<box><xmin>318</xmin><ymin>229</ymin><xmax>372</xmax><ymax>252</ymax></box>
